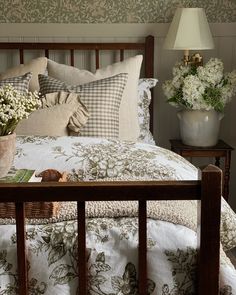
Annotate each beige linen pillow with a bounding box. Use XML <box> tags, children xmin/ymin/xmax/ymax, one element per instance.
<box><xmin>15</xmin><ymin>92</ymin><xmax>89</xmax><ymax>136</ymax></box>
<box><xmin>0</xmin><ymin>57</ymin><xmax>47</xmax><ymax>92</ymax></box>
<box><xmin>47</xmin><ymin>55</ymin><xmax>143</xmax><ymax>141</ymax></box>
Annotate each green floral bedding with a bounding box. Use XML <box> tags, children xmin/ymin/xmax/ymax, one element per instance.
<box><xmin>0</xmin><ymin>135</ymin><xmax>235</xmax><ymax>295</ymax></box>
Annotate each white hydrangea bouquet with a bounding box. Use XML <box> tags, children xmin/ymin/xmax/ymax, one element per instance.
<box><xmin>0</xmin><ymin>84</ymin><xmax>41</xmax><ymax>136</ymax></box>
<box><xmin>163</xmin><ymin>58</ymin><xmax>236</xmax><ymax>112</ymax></box>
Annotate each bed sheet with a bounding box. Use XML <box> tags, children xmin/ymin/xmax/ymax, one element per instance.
<box><xmin>0</xmin><ymin>135</ymin><xmax>235</xmax><ymax>294</ymax></box>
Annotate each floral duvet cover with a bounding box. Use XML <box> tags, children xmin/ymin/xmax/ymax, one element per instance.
<box><xmin>0</xmin><ymin>135</ymin><xmax>236</xmax><ymax>295</ymax></box>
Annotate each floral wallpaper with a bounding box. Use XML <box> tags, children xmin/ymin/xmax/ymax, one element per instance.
<box><xmin>0</xmin><ymin>0</ymin><xmax>235</xmax><ymax>23</ymax></box>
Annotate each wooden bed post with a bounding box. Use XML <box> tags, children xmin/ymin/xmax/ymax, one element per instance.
<box><xmin>77</xmin><ymin>201</ymin><xmax>87</xmax><ymax>295</ymax></box>
<box><xmin>138</xmin><ymin>200</ymin><xmax>147</xmax><ymax>295</ymax></box>
<box><xmin>15</xmin><ymin>202</ymin><xmax>27</xmax><ymax>295</ymax></box>
<box><xmin>145</xmin><ymin>35</ymin><xmax>154</xmax><ymax>134</ymax></box>
<box><xmin>197</xmin><ymin>164</ymin><xmax>222</xmax><ymax>295</ymax></box>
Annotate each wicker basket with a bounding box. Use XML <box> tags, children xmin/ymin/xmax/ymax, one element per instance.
<box><xmin>0</xmin><ymin>169</ymin><xmax>67</xmax><ymax>219</ymax></box>
<box><xmin>0</xmin><ymin>202</ymin><xmax>60</xmax><ymax>219</ymax></box>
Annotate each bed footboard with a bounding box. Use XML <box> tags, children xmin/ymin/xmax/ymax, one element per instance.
<box><xmin>0</xmin><ymin>164</ymin><xmax>222</xmax><ymax>295</ymax></box>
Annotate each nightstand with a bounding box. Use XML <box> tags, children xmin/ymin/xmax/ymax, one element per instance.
<box><xmin>170</xmin><ymin>139</ymin><xmax>234</xmax><ymax>201</ymax></box>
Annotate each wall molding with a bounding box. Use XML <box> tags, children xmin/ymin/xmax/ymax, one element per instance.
<box><xmin>0</xmin><ymin>23</ymin><xmax>236</xmax><ymax>39</ymax></box>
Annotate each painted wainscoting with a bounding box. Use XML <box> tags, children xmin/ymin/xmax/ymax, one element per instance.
<box><xmin>0</xmin><ymin>23</ymin><xmax>236</xmax><ymax>210</ymax></box>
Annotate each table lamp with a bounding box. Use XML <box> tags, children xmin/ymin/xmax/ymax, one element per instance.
<box><xmin>163</xmin><ymin>8</ymin><xmax>214</xmax><ymax>66</ymax></box>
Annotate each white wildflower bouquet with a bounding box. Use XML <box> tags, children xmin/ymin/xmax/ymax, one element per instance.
<box><xmin>0</xmin><ymin>84</ymin><xmax>41</xmax><ymax>136</ymax></box>
<box><xmin>163</xmin><ymin>58</ymin><xmax>236</xmax><ymax>112</ymax></box>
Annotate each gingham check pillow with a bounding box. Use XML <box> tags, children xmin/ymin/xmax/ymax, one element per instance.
<box><xmin>38</xmin><ymin>73</ymin><xmax>128</xmax><ymax>139</ymax></box>
<box><xmin>0</xmin><ymin>72</ymin><xmax>32</xmax><ymax>93</ymax></box>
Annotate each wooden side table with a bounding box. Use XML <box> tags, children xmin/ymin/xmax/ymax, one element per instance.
<box><xmin>170</xmin><ymin>139</ymin><xmax>234</xmax><ymax>201</ymax></box>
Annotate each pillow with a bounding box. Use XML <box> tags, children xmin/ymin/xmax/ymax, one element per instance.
<box><xmin>0</xmin><ymin>72</ymin><xmax>32</xmax><ymax>93</ymax></box>
<box><xmin>0</xmin><ymin>57</ymin><xmax>47</xmax><ymax>92</ymax></box>
<box><xmin>15</xmin><ymin>91</ymin><xmax>89</xmax><ymax>136</ymax></box>
<box><xmin>221</xmin><ymin>198</ymin><xmax>236</xmax><ymax>251</ymax></box>
<box><xmin>38</xmin><ymin>73</ymin><xmax>128</xmax><ymax>139</ymax></box>
<box><xmin>47</xmin><ymin>55</ymin><xmax>143</xmax><ymax>141</ymax></box>
<box><xmin>137</xmin><ymin>78</ymin><xmax>158</xmax><ymax>145</ymax></box>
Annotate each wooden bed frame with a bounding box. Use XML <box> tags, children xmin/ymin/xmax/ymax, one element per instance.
<box><xmin>0</xmin><ymin>35</ymin><xmax>154</xmax><ymax>132</ymax></box>
<box><xmin>0</xmin><ymin>37</ymin><xmax>222</xmax><ymax>295</ymax></box>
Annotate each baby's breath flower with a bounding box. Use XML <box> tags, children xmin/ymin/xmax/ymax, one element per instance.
<box><xmin>0</xmin><ymin>84</ymin><xmax>41</xmax><ymax>136</ymax></box>
<box><xmin>162</xmin><ymin>57</ymin><xmax>236</xmax><ymax>112</ymax></box>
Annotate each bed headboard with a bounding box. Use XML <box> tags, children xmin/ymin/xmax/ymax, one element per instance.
<box><xmin>0</xmin><ymin>35</ymin><xmax>154</xmax><ymax>132</ymax></box>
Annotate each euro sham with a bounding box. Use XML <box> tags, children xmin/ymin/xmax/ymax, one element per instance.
<box><xmin>0</xmin><ymin>57</ymin><xmax>47</xmax><ymax>92</ymax></box>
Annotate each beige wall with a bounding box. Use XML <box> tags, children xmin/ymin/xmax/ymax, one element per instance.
<box><xmin>0</xmin><ymin>23</ymin><xmax>236</xmax><ymax>210</ymax></box>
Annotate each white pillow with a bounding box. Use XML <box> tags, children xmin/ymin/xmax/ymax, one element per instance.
<box><xmin>47</xmin><ymin>55</ymin><xmax>143</xmax><ymax>141</ymax></box>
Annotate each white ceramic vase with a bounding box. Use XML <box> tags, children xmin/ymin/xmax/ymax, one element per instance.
<box><xmin>177</xmin><ymin>110</ymin><xmax>224</xmax><ymax>147</ymax></box>
<box><xmin>0</xmin><ymin>133</ymin><xmax>16</xmax><ymax>178</ymax></box>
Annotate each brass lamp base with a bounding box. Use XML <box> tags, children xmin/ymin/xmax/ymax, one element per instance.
<box><xmin>183</xmin><ymin>50</ymin><xmax>203</xmax><ymax>66</ymax></box>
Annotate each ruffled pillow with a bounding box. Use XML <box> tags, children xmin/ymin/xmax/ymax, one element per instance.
<box><xmin>16</xmin><ymin>91</ymin><xmax>89</xmax><ymax>136</ymax></box>
<box><xmin>42</xmin><ymin>91</ymin><xmax>89</xmax><ymax>133</ymax></box>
